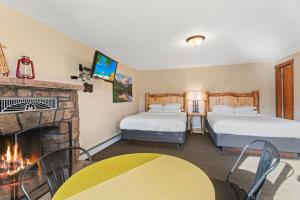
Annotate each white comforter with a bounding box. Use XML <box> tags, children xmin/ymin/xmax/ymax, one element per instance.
<box><xmin>207</xmin><ymin>112</ymin><xmax>300</xmax><ymax>139</ymax></box>
<box><xmin>120</xmin><ymin>112</ymin><xmax>187</xmax><ymax>132</ymax></box>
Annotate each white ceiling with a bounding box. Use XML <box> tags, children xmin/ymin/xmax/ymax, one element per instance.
<box><xmin>1</xmin><ymin>0</ymin><xmax>300</xmax><ymax>70</ymax></box>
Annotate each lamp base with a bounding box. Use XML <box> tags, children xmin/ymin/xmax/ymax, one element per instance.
<box><xmin>192</xmin><ymin>100</ymin><xmax>199</xmax><ymax>113</ymax></box>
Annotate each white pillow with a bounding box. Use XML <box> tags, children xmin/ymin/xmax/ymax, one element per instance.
<box><xmin>212</xmin><ymin>105</ymin><xmax>234</xmax><ymax>114</ymax></box>
<box><xmin>163</xmin><ymin>109</ymin><xmax>181</xmax><ymax>113</ymax></box>
<box><xmin>234</xmin><ymin>106</ymin><xmax>256</xmax><ymax>112</ymax></box>
<box><xmin>148</xmin><ymin>108</ymin><xmax>164</xmax><ymax>113</ymax></box>
<box><xmin>163</xmin><ymin>103</ymin><xmax>181</xmax><ymax>110</ymax></box>
<box><xmin>212</xmin><ymin>110</ymin><xmax>234</xmax><ymax>114</ymax></box>
<box><xmin>149</xmin><ymin>104</ymin><xmax>163</xmax><ymax>109</ymax></box>
<box><xmin>234</xmin><ymin>110</ymin><xmax>258</xmax><ymax>114</ymax></box>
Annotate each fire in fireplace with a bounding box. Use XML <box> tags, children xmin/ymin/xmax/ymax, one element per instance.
<box><xmin>0</xmin><ymin>143</ymin><xmax>33</xmax><ymax>180</ymax></box>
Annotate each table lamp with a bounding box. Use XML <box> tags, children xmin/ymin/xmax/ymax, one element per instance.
<box><xmin>188</xmin><ymin>91</ymin><xmax>203</xmax><ymax>113</ymax></box>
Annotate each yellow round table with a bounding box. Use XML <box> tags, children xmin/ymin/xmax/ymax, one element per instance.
<box><xmin>53</xmin><ymin>153</ymin><xmax>215</xmax><ymax>200</ymax></box>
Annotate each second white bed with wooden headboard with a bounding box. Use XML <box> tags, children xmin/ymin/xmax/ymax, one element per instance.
<box><xmin>205</xmin><ymin>91</ymin><xmax>300</xmax><ymax>155</ymax></box>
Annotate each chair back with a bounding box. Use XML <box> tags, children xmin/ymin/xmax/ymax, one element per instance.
<box><xmin>21</xmin><ymin>146</ymin><xmax>92</xmax><ymax>200</ymax></box>
<box><xmin>40</xmin><ymin>148</ymin><xmax>71</xmax><ymax>196</ymax></box>
<box><xmin>246</xmin><ymin>140</ymin><xmax>280</xmax><ymax>200</ymax></box>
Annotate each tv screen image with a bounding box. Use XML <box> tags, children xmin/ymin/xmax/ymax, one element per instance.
<box><xmin>91</xmin><ymin>51</ymin><xmax>118</xmax><ymax>82</ymax></box>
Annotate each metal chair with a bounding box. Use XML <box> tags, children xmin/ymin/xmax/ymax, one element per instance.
<box><xmin>212</xmin><ymin>140</ymin><xmax>280</xmax><ymax>200</ymax></box>
<box><xmin>21</xmin><ymin>146</ymin><xmax>93</xmax><ymax>200</ymax></box>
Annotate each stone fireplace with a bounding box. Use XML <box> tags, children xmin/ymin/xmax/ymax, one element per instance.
<box><xmin>0</xmin><ymin>78</ymin><xmax>83</xmax><ymax>200</ymax></box>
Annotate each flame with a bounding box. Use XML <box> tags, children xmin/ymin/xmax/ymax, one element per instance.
<box><xmin>6</xmin><ymin>145</ymin><xmax>11</xmax><ymax>163</ymax></box>
<box><xmin>0</xmin><ymin>143</ymin><xmax>33</xmax><ymax>179</ymax></box>
<box><xmin>13</xmin><ymin>144</ymin><xmax>18</xmax><ymax>162</ymax></box>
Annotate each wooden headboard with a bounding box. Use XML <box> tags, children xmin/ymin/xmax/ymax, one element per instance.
<box><xmin>204</xmin><ymin>91</ymin><xmax>259</xmax><ymax>112</ymax></box>
<box><xmin>145</xmin><ymin>92</ymin><xmax>187</xmax><ymax>112</ymax></box>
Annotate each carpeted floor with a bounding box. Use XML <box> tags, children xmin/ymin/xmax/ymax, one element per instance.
<box><xmin>92</xmin><ymin>134</ymin><xmax>300</xmax><ymax>200</ymax></box>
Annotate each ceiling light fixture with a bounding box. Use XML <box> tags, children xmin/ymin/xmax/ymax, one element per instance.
<box><xmin>186</xmin><ymin>35</ymin><xmax>206</xmax><ymax>47</ymax></box>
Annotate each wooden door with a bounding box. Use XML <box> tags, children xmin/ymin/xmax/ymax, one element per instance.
<box><xmin>275</xmin><ymin>60</ymin><xmax>294</xmax><ymax>120</ymax></box>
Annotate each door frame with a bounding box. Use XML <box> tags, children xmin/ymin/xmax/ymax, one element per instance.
<box><xmin>275</xmin><ymin>59</ymin><xmax>294</xmax><ymax>69</ymax></box>
<box><xmin>275</xmin><ymin>59</ymin><xmax>294</xmax><ymax>119</ymax></box>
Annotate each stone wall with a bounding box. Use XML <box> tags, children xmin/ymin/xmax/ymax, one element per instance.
<box><xmin>0</xmin><ymin>86</ymin><xmax>80</xmax><ymax>153</ymax></box>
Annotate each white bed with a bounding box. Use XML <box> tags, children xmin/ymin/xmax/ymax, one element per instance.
<box><xmin>120</xmin><ymin>112</ymin><xmax>187</xmax><ymax>132</ymax></box>
<box><xmin>207</xmin><ymin>112</ymin><xmax>300</xmax><ymax>139</ymax></box>
<box><xmin>121</xmin><ymin>112</ymin><xmax>187</xmax><ymax>145</ymax></box>
<box><xmin>121</xmin><ymin>92</ymin><xmax>188</xmax><ymax>145</ymax></box>
<box><xmin>205</xmin><ymin>91</ymin><xmax>300</xmax><ymax>154</ymax></box>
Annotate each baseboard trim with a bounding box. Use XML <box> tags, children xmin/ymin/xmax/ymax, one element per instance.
<box><xmin>80</xmin><ymin>134</ymin><xmax>122</xmax><ymax>159</ymax></box>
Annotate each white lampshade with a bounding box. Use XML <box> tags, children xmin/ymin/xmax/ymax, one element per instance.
<box><xmin>188</xmin><ymin>91</ymin><xmax>203</xmax><ymax>101</ymax></box>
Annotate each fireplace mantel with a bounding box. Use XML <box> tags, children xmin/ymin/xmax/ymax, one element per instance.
<box><xmin>0</xmin><ymin>77</ymin><xmax>83</xmax><ymax>91</ymax></box>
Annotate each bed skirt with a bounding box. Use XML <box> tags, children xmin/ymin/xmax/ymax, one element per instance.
<box><xmin>121</xmin><ymin>129</ymin><xmax>186</xmax><ymax>144</ymax></box>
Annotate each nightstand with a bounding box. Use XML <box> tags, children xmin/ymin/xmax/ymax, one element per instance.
<box><xmin>188</xmin><ymin>112</ymin><xmax>206</xmax><ymax>134</ymax></box>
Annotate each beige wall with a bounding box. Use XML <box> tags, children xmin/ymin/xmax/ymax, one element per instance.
<box><xmin>276</xmin><ymin>51</ymin><xmax>300</xmax><ymax>120</ymax></box>
<box><xmin>2</xmin><ymin>3</ymin><xmax>297</xmax><ymax>151</ymax></box>
<box><xmin>139</xmin><ymin>63</ymin><xmax>276</xmax><ymax>115</ymax></box>
<box><xmin>0</xmin><ymin>4</ymin><xmax>140</xmax><ymax>149</ymax></box>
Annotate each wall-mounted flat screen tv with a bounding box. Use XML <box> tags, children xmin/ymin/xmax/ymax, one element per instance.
<box><xmin>91</xmin><ymin>51</ymin><xmax>118</xmax><ymax>82</ymax></box>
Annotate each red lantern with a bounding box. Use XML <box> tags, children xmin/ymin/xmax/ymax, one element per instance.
<box><xmin>16</xmin><ymin>56</ymin><xmax>35</xmax><ymax>79</ymax></box>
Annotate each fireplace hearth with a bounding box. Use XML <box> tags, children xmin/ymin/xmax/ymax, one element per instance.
<box><xmin>0</xmin><ymin>79</ymin><xmax>82</xmax><ymax>200</ymax></box>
